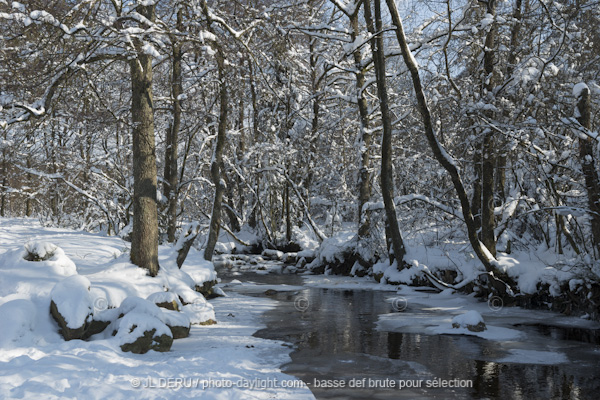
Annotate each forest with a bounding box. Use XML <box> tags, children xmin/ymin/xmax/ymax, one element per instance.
<box><xmin>1</xmin><ymin>0</ymin><xmax>599</xmax><ymax>317</ymax></box>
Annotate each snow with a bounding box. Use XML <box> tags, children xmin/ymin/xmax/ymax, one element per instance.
<box><xmin>0</xmin><ymin>242</ymin><xmax>78</xmax><ymax>299</ymax></box>
<box><xmin>50</xmin><ymin>275</ymin><xmax>93</xmax><ymax>329</ymax></box>
<box><xmin>330</xmin><ymin>0</ymin><xmax>359</xmax><ymax>16</ymax></box>
<box><xmin>310</xmin><ymin>231</ymin><xmax>356</xmax><ymax>265</ymax></box>
<box><xmin>24</xmin><ymin>241</ymin><xmax>58</xmax><ymax>260</ymax></box>
<box><xmin>479</xmin><ymin>13</ymin><xmax>494</xmax><ymax>29</ymax></box>
<box><xmin>495</xmin><ymin>253</ymin><xmax>574</xmax><ymax>295</ymax></box>
<box><xmin>113</xmin><ymin>311</ymin><xmax>173</xmax><ymax>345</ymax></box>
<box><xmin>300</xmin><ymin>275</ymin><xmax>397</xmax><ymax>291</ymax></box>
<box><xmin>0</xmin><ymin>218</ymin><xmax>312</xmax><ymax>399</ymax></box>
<box><xmin>429</xmin><ymin>323</ymin><xmax>522</xmax><ymax>340</ymax></box>
<box><xmin>293</xmin><ymin>226</ymin><xmax>319</xmax><ymax>252</ymax></box>
<box><xmin>181</xmin><ymin>299</ymin><xmax>216</xmax><ymax>325</ymax></box>
<box><xmin>498</xmin><ymin>349</ymin><xmax>568</xmax><ymax>365</ymax></box>
<box><xmin>142</xmin><ymin>43</ymin><xmax>161</xmax><ymax>58</ymax></box>
<box><xmin>0</xmin><ymin>299</ymin><xmax>37</xmax><ymax>348</ymax></box>
<box><xmin>159</xmin><ymin>308</ymin><xmax>190</xmax><ymax>328</ymax></box>
<box><xmin>573</xmin><ymin>82</ymin><xmax>589</xmax><ymax>98</ymax></box>
<box><xmin>342</xmin><ymin>33</ymin><xmax>368</xmax><ymax>55</ymax></box>
<box><xmin>11</xmin><ymin>1</ymin><xmax>25</xmax><ymax>12</ymax></box>
<box><xmin>118</xmin><ymin>296</ymin><xmax>163</xmax><ymax>319</ymax></box>
<box><xmin>451</xmin><ymin>310</ymin><xmax>484</xmax><ymax>328</ymax></box>
<box><xmin>146</xmin><ymin>291</ymin><xmax>183</xmax><ymax>309</ymax></box>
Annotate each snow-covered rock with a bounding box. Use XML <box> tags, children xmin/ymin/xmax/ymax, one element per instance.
<box><xmin>147</xmin><ymin>291</ymin><xmax>183</xmax><ymax>311</ymax></box>
<box><xmin>182</xmin><ymin>298</ymin><xmax>216</xmax><ymax>325</ymax></box>
<box><xmin>114</xmin><ymin>312</ymin><xmax>173</xmax><ymax>354</ymax></box>
<box><xmin>160</xmin><ymin>254</ymin><xmax>219</xmax><ymax>300</ymax></box>
<box><xmin>117</xmin><ymin>296</ymin><xmax>162</xmax><ymax>319</ymax></box>
<box><xmin>50</xmin><ymin>275</ymin><xmax>94</xmax><ymax>340</ymax></box>
<box><xmin>451</xmin><ymin>310</ymin><xmax>486</xmax><ymax>332</ymax></box>
<box><xmin>160</xmin><ymin>308</ymin><xmax>191</xmax><ymax>339</ymax></box>
<box><xmin>114</xmin><ymin>295</ymin><xmax>194</xmax><ymax>342</ymax></box>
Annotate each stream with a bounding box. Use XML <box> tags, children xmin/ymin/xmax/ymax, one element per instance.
<box><xmin>215</xmin><ymin>258</ymin><xmax>600</xmax><ymax>400</ymax></box>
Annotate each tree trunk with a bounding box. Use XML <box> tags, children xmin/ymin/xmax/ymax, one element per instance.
<box><xmin>236</xmin><ymin>86</ymin><xmax>245</xmax><ymax>228</ymax></box>
<box><xmin>494</xmin><ymin>0</ymin><xmax>523</xmax><ymax>208</ymax></box>
<box><xmin>479</xmin><ymin>0</ymin><xmax>498</xmax><ymax>257</ymax></box>
<box><xmin>129</xmin><ymin>4</ymin><xmax>159</xmax><ymax>276</ymax></box>
<box><xmin>26</xmin><ymin>156</ymin><xmax>33</xmax><ymax>216</ymax></box>
<box><xmin>576</xmin><ymin>84</ymin><xmax>600</xmax><ymax>256</ymax></box>
<box><xmin>176</xmin><ymin>223</ymin><xmax>200</xmax><ymax>268</ymax></box>
<box><xmin>248</xmin><ymin>59</ymin><xmax>259</xmax><ymax>229</ymax></box>
<box><xmin>384</xmin><ymin>0</ymin><xmax>500</xmax><ymax>274</ymax></box>
<box><xmin>481</xmin><ymin>131</ymin><xmax>497</xmax><ymax>257</ymax></box>
<box><xmin>364</xmin><ymin>0</ymin><xmax>407</xmax><ymax>266</ymax></box>
<box><xmin>224</xmin><ymin>177</ymin><xmax>241</xmax><ymax>232</ymax></box>
<box><xmin>163</xmin><ymin>9</ymin><xmax>183</xmax><ymax>243</ymax></box>
<box><xmin>203</xmin><ymin>38</ymin><xmax>228</xmax><ymax>261</ymax></box>
<box><xmin>350</xmin><ymin>11</ymin><xmax>374</xmax><ymax>239</ymax></box>
<box><xmin>1</xmin><ymin>146</ymin><xmax>6</xmax><ymax>217</ymax></box>
<box><xmin>285</xmin><ymin>183</ymin><xmax>292</xmax><ymax>242</ymax></box>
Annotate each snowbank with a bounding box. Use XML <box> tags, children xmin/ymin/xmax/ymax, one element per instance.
<box><xmin>0</xmin><ymin>299</ymin><xmax>37</xmax><ymax>347</ymax></box>
<box><xmin>0</xmin><ymin>218</ymin><xmax>312</xmax><ymax>399</ymax></box>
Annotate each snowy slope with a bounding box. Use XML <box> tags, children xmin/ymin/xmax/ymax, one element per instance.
<box><xmin>0</xmin><ymin>218</ymin><xmax>314</xmax><ymax>399</ymax></box>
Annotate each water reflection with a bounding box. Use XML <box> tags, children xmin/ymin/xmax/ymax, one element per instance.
<box><xmin>217</xmin><ymin>266</ymin><xmax>600</xmax><ymax>399</ymax></box>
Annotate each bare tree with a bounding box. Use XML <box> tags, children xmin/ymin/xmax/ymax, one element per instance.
<box><xmin>202</xmin><ymin>1</ymin><xmax>228</xmax><ymax>262</ymax></box>
<box><xmin>575</xmin><ymin>84</ymin><xmax>600</xmax><ymax>256</ymax></box>
<box><xmin>163</xmin><ymin>8</ymin><xmax>184</xmax><ymax>244</ymax></box>
<box><xmin>364</xmin><ymin>0</ymin><xmax>407</xmax><ymax>266</ymax></box>
<box><xmin>384</xmin><ymin>0</ymin><xmax>499</xmax><ymax>274</ymax></box>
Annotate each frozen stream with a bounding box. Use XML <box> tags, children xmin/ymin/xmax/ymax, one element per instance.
<box><xmin>216</xmin><ymin>259</ymin><xmax>600</xmax><ymax>399</ymax></box>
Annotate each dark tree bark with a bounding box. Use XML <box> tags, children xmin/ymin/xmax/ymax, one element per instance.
<box><xmin>285</xmin><ymin>183</ymin><xmax>292</xmax><ymax>242</ymax></box>
<box><xmin>129</xmin><ymin>4</ymin><xmax>160</xmax><ymax>276</ymax></box>
<box><xmin>235</xmin><ymin>85</ymin><xmax>245</xmax><ymax>230</ymax></box>
<box><xmin>495</xmin><ymin>0</ymin><xmax>523</xmax><ymax>206</ymax></box>
<box><xmin>1</xmin><ymin>142</ymin><xmax>6</xmax><ymax>217</ymax></box>
<box><xmin>576</xmin><ymin>85</ymin><xmax>600</xmax><ymax>256</ymax></box>
<box><xmin>203</xmin><ymin>59</ymin><xmax>227</xmax><ymax>261</ymax></box>
<box><xmin>364</xmin><ymin>0</ymin><xmax>407</xmax><ymax>266</ymax></box>
<box><xmin>330</xmin><ymin>1</ymin><xmax>375</xmax><ymax>240</ymax></box>
<box><xmin>163</xmin><ymin>9</ymin><xmax>183</xmax><ymax>243</ymax></box>
<box><xmin>384</xmin><ymin>0</ymin><xmax>500</xmax><ymax>274</ymax></box>
<box><xmin>350</xmin><ymin>10</ymin><xmax>374</xmax><ymax>239</ymax></box>
<box><xmin>247</xmin><ymin>59</ymin><xmax>260</xmax><ymax>230</ymax></box>
<box><xmin>202</xmin><ymin>2</ymin><xmax>227</xmax><ymax>261</ymax></box>
<box><xmin>176</xmin><ymin>223</ymin><xmax>200</xmax><ymax>268</ymax></box>
<box><xmin>481</xmin><ymin>132</ymin><xmax>496</xmax><ymax>257</ymax></box>
<box><xmin>224</xmin><ymin>176</ymin><xmax>241</xmax><ymax>233</ymax></box>
<box><xmin>26</xmin><ymin>156</ymin><xmax>33</xmax><ymax>216</ymax></box>
<box><xmin>479</xmin><ymin>0</ymin><xmax>498</xmax><ymax>257</ymax></box>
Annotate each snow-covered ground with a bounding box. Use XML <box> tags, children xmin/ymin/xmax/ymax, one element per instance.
<box><xmin>2</xmin><ymin>217</ymin><xmax>598</xmax><ymax>399</ymax></box>
<box><xmin>0</xmin><ymin>218</ymin><xmax>314</xmax><ymax>399</ymax></box>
